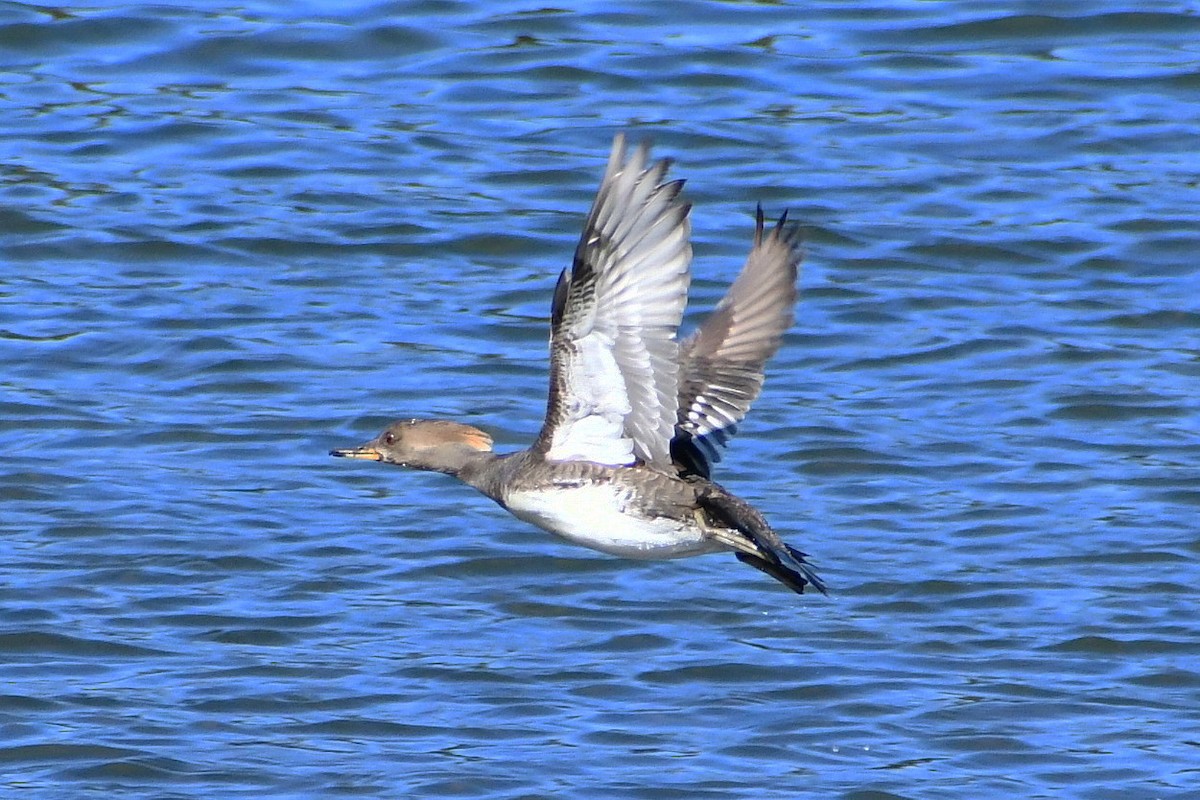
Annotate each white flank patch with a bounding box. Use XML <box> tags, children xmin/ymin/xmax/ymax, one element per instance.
<box><xmin>504</xmin><ymin>484</ymin><xmax>720</xmax><ymax>560</ymax></box>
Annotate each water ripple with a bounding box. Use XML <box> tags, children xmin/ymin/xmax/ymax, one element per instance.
<box><xmin>3</xmin><ymin>1</ymin><xmax>1198</xmax><ymax>798</ymax></box>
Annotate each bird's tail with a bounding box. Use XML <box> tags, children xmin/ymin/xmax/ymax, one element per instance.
<box><xmin>697</xmin><ymin>482</ymin><xmax>828</xmax><ymax>597</ymax></box>
<box><xmin>736</xmin><ymin>544</ymin><xmax>828</xmax><ymax>596</ymax></box>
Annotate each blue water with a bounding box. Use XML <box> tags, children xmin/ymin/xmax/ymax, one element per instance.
<box><xmin>3</xmin><ymin>2</ymin><xmax>1199</xmax><ymax>798</ymax></box>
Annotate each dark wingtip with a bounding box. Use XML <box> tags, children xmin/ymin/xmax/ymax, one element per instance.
<box><xmin>772</xmin><ymin>208</ymin><xmax>804</xmax><ymax>253</ymax></box>
<box><xmin>753</xmin><ymin>206</ymin><xmax>801</xmax><ymax>248</ymax></box>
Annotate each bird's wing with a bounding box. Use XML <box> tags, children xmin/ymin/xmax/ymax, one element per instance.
<box><xmin>671</xmin><ymin>206</ymin><xmax>801</xmax><ymax>478</ymax></box>
<box><xmin>534</xmin><ymin>134</ymin><xmax>692</xmax><ymax>468</ymax></box>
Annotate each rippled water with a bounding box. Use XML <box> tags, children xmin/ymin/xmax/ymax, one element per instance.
<box><xmin>3</xmin><ymin>2</ymin><xmax>1199</xmax><ymax>798</ymax></box>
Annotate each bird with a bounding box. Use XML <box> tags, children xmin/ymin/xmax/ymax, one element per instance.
<box><xmin>331</xmin><ymin>133</ymin><xmax>826</xmax><ymax>596</ymax></box>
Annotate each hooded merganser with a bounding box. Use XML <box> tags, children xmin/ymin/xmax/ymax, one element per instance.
<box><xmin>332</xmin><ymin>135</ymin><xmax>826</xmax><ymax>596</ymax></box>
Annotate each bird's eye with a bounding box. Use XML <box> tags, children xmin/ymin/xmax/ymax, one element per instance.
<box><xmin>384</xmin><ymin>433</ymin><xmax>396</xmax><ymax>445</ymax></box>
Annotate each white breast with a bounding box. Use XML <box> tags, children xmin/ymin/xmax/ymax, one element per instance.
<box><xmin>504</xmin><ymin>484</ymin><xmax>721</xmax><ymax>560</ymax></box>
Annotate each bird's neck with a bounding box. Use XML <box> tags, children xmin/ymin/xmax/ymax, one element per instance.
<box><xmin>446</xmin><ymin>450</ymin><xmax>508</xmax><ymax>500</ymax></box>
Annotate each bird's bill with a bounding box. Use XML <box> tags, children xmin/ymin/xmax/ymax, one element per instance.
<box><xmin>329</xmin><ymin>444</ymin><xmax>383</xmax><ymax>460</ymax></box>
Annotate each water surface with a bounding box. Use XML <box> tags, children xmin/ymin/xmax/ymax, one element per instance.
<box><xmin>2</xmin><ymin>2</ymin><xmax>1199</xmax><ymax>798</ymax></box>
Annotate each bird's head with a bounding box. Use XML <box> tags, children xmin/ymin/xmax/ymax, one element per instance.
<box><xmin>330</xmin><ymin>419</ymin><xmax>493</xmax><ymax>474</ymax></box>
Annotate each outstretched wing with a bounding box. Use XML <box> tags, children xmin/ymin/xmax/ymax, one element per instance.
<box><xmin>672</xmin><ymin>206</ymin><xmax>801</xmax><ymax>478</ymax></box>
<box><xmin>534</xmin><ymin>134</ymin><xmax>692</xmax><ymax>469</ymax></box>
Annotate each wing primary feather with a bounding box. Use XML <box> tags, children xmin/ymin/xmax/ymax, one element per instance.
<box><xmin>536</xmin><ymin>135</ymin><xmax>693</xmax><ymax>468</ymax></box>
<box><xmin>672</xmin><ymin>206</ymin><xmax>802</xmax><ymax>477</ymax></box>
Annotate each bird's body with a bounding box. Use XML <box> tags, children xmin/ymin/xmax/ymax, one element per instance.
<box><xmin>332</xmin><ymin>135</ymin><xmax>826</xmax><ymax>596</ymax></box>
<box><xmin>464</xmin><ymin>451</ymin><xmax>720</xmax><ymax>560</ymax></box>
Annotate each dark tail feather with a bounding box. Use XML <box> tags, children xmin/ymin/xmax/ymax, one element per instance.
<box><xmin>695</xmin><ymin>484</ymin><xmax>828</xmax><ymax>597</ymax></box>
<box><xmin>735</xmin><ymin>546</ymin><xmax>829</xmax><ymax>597</ymax></box>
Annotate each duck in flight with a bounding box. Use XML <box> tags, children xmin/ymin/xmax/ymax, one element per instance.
<box><xmin>331</xmin><ymin>134</ymin><xmax>826</xmax><ymax>596</ymax></box>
